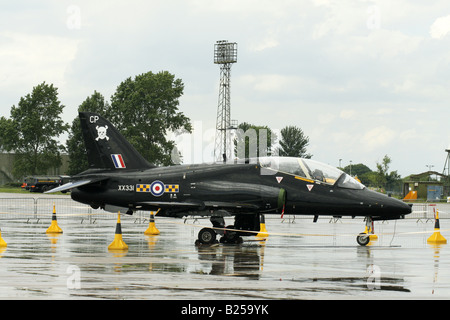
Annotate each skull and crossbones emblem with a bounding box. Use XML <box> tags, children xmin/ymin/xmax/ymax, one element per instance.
<box><xmin>95</xmin><ymin>125</ymin><xmax>109</xmax><ymax>141</ymax></box>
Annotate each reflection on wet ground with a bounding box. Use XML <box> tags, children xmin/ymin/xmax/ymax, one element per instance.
<box><xmin>1</xmin><ymin>213</ymin><xmax>450</xmax><ymax>299</ymax></box>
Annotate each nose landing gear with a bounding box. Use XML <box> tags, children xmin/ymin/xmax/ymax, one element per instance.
<box><xmin>357</xmin><ymin>216</ymin><xmax>378</xmax><ymax>246</ymax></box>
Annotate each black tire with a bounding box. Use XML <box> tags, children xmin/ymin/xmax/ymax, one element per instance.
<box><xmin>357</xmin><ymin>233</ymin><xmax>370</xmax><ymax>246</ymax></box>
<box><xmin>198</xmin><ymin>228</ymin><xmax>217</xmax><ymax>244</ymax></box>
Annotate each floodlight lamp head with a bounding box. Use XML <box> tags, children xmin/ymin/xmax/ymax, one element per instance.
<box><xmin>214</xmin><ymin>41</ymin><xmax>237</xmax><ymax>64</ymax></box>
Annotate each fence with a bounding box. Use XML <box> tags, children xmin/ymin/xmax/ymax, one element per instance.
<box><xmin>0</xmin><ymin>196</ymin><xmax>148</xmax><ymax>223</ymax></box>
<box><xmin>0</xmin><ymin>197</ymin><xmax>447</xmax><ymax>223</ymax></box>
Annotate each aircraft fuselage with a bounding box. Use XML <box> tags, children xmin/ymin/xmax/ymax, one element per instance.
<box><xmin>50</xmin><ymin>112</ymin><xmax>411</xmax><ymax>246</ymax></box>
<box><xmin>71</xmin><ymin>159</ymin><xmax>411</xmax><ymax>221</ymax></box>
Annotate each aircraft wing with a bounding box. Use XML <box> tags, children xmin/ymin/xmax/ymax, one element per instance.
<box><xmin>138</xmin><ymin>201</ymin><xmax>260</xmax><ymax>211</ymax></box>
<box><xmin>138</xmin><ymin>201</ymin><xmax>202</xmax><ymax>208</ymax></box>
<box><xmin>203</xmin><ymin>201</ymin><xmax>260</xmax><ymax>210</ymax></box>
<box><xmin>44</xmin><ymin>179</ymin><xmax>106</xmax><ymax>194</ymax></box>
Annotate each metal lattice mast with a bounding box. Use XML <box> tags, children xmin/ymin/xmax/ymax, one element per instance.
<box><xmin>443</xmin><ymin>149</ymin><xmax>450</xmax><ymax>176</ymax></box>
<box><xmin>443</xmin><ymin>149</ymin><xmax>450</xmax><ymax>198</ymax></box>
<box><xmin>214</xmin><ymin>41</ymin><xmax>237</xmax><ymax>163</ymax></box>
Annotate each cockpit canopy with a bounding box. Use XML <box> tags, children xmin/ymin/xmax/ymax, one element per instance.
<box><xmin>259</xmin><ymin>157</ymin><xmax>365</xmax><ymax>190</ymax></box>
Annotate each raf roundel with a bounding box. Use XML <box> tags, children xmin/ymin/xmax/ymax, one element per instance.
<box><xmin>150</xmin><ymin>181</ymin><xmax>165</xmax><ymax>197</ymax></box>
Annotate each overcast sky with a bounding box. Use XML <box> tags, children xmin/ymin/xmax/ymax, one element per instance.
<box><xmin>1</xmin><ymin>0</ymin><xmax>450</xmax><ymax>176</ymax></box>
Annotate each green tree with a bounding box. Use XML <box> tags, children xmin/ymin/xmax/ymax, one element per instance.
<box><xmin>277</xmin><ymin>125</ymin><xmax>312</xmax><ymax>158</ymax></box>
<box><xmin>234</xmin><ymin>122</ymin><xmax>276</xmax><ymax>159</ymax></box>
<box><xmin>371</xmin><ymin>155</ymin><xmax>390</xmax><ymax>188</ymax></box>
<box><xmin>66</xmin><ymin>91</ymin><xmax>109</xmax><ymax>175</ymax></box>
<box><xmin>369</xmin><ymin>155</ymin><xmax>402</xmax><ymax>192</ymax></box>
<box><xmin>107</xmin><ymin>71</ymin><xmax>192</xmax><ymax>166</ymax></box>
<box><xmin>342</xmin><ymin>163</ymin><xmax>373</xmax><ymax>186</ymax></box>
<box><xmin>0</xmin><ymin>82</ymin><xmax>69</xmax><ymax>178</ymax></box>
<box><xmin>386</xmin><ymin>170</ymin><xmax>402</xmax><ymax>192</ymax></box>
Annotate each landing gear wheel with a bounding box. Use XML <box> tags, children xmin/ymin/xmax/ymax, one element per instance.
<box><xmin>197</xmin><ymin>228</ymin><xmax>217</xmax><ymax>245</ymax></box>
<box><xmin>357</xmin><ymin>233</ymin><xmax>370</xmax><ymax>246</ymax></box>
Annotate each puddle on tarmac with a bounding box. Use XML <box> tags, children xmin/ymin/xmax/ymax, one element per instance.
<box><xmin>1</xmin><ymin>215</ymin><xmax>450</xmax><ymax>299</ymax></box>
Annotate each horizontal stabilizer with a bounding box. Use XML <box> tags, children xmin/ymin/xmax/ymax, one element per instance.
<box><xmin>44</xmin><ymin>179</ymin><xmax>105</xmax><ymax>194</ymax></box>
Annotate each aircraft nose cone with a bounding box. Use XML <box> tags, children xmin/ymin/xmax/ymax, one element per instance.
<box><xmin>379</xmin><ymin>195</ymin><xmax>412</xmax><ymax>219</ymax></box>
<box><xmin>389</xmin><ymin>197</ymin><xmax>412</xmax><ymax>215</ymax></box>
<box><xmin>365</xmin><ymin>189</ymin><xmax>412</xmax><ymax>218</ymax></box>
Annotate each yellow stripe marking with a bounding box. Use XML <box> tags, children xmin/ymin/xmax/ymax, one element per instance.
<box><xmin>295</xmin><ymin>176</ymin><xmax>315</xmax><ymax>183</ymax></box>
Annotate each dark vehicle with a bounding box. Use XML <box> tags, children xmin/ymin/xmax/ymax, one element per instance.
<box><xmin>22</xmin><ymin>176</ymin><xmax>69</xmax><ymax>193</ymax></box>
<box><xmin>47</xmin><ymin>112</ymin><xmax>412</xmax><ymax>246</ymax></box>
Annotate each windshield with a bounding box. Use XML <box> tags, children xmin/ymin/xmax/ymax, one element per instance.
<box><xmin>337</xmin><ymin>173</ymin><xmax>365</xmax><ymax>189</ymax></box>
<box><xmin>259</xmin><ymin>157</ymin><xmax>365</xmax><ymax>189</ymax></box>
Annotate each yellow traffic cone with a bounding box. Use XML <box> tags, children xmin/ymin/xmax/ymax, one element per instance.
<box><xmin>108</xmin><ymin>212</ymin><xmax>128</xmax><ymax>250</ymax></box>
<box><xmin>46</xmin><ymin>204</ymin><xmax>63</xmax><ymax>234</ymax></box>
<box><xmin>0</xmin><ymin>229</ymin><xmax>7</xmax><ymax>248</ymax></box>
<box><xmin>428</xmin><ymin>210</ymin><xmax>447</xmax><ymax>244</ymax></box>
<box><xmin>144</xmin><ymin>210</ymin><xmax>160</xmax><ymax>235</ymax></box>
<box><xmin>256</xmin><ymin>214</ymin><xmax>269</xmax><ymax>238</ymax></box>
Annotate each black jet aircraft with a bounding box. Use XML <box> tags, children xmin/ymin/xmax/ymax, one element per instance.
<box><xmin>47</xmin><ymin>112</ymin><xmax>412</xmax><ymax>246</ymax></box>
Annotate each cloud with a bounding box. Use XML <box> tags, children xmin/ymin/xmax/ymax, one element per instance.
<box><xmin>250</xmin><ymin>37</ymin><xmax>280</xmax><ymax>52</ymax></box>
<box><xmin>375</xmin><ymin>108</ymin><xmax>394</xmax><ymax>116</ymax></box>
<box><xmin>361</xmin><ymin>126</ymin><xmax>396</xmax><ymax>152</ymax></box>
<box><xmin>340</xmin><ymin>109</ymin><xmax>356</xmax><ymax>119</ymax></box>
<box><xmin>311</xmin><ymin>0</ymin><xmax>363</xmax><ymax>39</ymax></box>
<box><xmin>1</xmin><ymin>0</ymin><xmax>450</xmax><ymax>177</ymax></box>
<box><xmin>318</xmin><ymin>113</ymin><xmax>336</xmax><ymax>125</ymax></box>
<box><xmin>237</xmin><ymin>74</ymin><xmax>314</xmax><ymax>98</ymax></box>
<box><xmin>399</xmin><ymin>129</ymin><xmax>418</xmax><ymax>142</ymax></box>
<box><xmin>356</xmin><ymin>29</ymin><xmax>423</xmax><ymax>60</ymax></box>
<box><xmin>0</xmin><ymin>31</ymin><xmax>80</xmax><ymax>91</ymax></box>
<box><xmin>430</xmin><ymin>15</ymin><xmax>450</xmax><ymax>39</ymax></box>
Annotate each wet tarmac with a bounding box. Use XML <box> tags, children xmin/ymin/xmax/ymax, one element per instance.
<box><xmin>0</xmin><ymin>197</ymin><xmax>450</xmax><ymax>301</ymax></box>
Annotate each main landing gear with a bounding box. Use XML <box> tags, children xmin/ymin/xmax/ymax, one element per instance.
<box><xmin>197</xmin><ymin>228</ymin><xmax>218</xmax><ymax>245</ymax></box>
<box><xmin>196</xmin><ymin>225</ymin><xmax>243</xmax><ymax>246</ymax></box>
<box><xmin>356</xmin><ymin>216</ymin><xmax>378</xmax><ymax>246</ymax></box>
<box><xmin>196</xmin><ymin>214</ymin><xmax>260</xmax><ymax>245</ymax></box>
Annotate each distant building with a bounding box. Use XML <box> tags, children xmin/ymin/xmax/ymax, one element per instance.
<box><xmin>0</xmin><ymin>153</ymin><xmax>69</xmax><ymax>185</ymax></box>
<box><xmin>403</xmin><ymin>171</ymin><xmax>449</xmax><ymax>202</ymax></box>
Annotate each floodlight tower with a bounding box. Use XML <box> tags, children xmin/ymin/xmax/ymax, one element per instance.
<box><xmin>443</xmin><ymin>149</ymin><xmax>450</xmax><ymax>197</ymax></box>
<box><xmin>443</xmin><ymin>149</ymin><xmax>450</xmax><ymax>176</ymax></box>
<box><xmin>214</xmin><ymin>40</ymin><xmax>237</xmax><ymax>163</ymax></box>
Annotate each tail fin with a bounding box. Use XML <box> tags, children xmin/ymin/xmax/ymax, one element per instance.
<box><xmin>79</xmin><ymin>112</ymin><xmax>154</xmax><ymax>170</ymax></box>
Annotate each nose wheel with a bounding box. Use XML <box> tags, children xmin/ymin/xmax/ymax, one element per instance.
<box><xmin>357</xmin><ymin>216</ymin><xmax>377</xmax><ymax>246</ymax></box>
<box><xmin>357</xmin><ymin>233</ymin><xmax>370</xmax><ymax>246</ymax></box>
